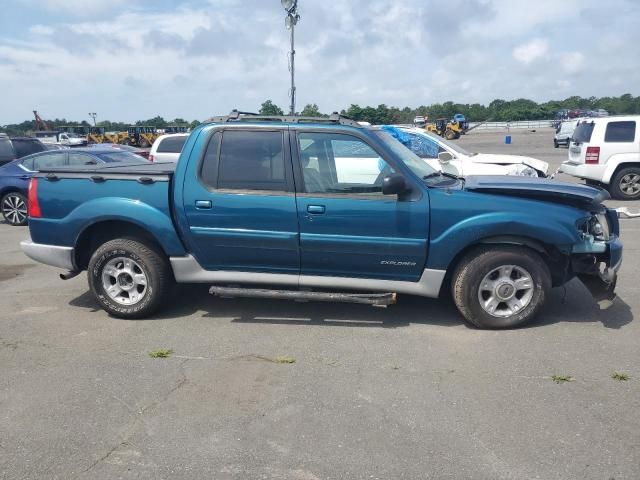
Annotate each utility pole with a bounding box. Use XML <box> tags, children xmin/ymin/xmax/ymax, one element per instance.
<box><xmin>281</xmin><ymin>0</ymin><xmax>300</xmax><ymax>115</ymax></box>
<box><xmin>88</xmin><ymin>112</ymin><xmax>97</xmax><ymax>126</ymax></box>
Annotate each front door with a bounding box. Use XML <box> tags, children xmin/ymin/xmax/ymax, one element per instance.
<box><xmin>182</xmin><ymin>128</ymin><xmax>299</xmax><ymax>273</ymax></box>
<box><xmin>293</xmin><ymin>130</ymin><xmax>429</xmax><ymax>281</ymax></box>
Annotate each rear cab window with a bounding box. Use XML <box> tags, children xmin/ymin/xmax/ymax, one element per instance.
<box><xmin>157</xmin><ymin>136</ymin><xmax>187</xmax><ymax>153</ymax></box>
<box><xmin>604</xmin><ymin>121</ymin><xmax>636</xmax><ymax>142</ymax></box>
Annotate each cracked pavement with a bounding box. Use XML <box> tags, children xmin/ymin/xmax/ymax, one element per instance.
<box><xmin>1</xmin><ymin>129</ymin><xmax>640</xmax><ymax>479</ymax></box>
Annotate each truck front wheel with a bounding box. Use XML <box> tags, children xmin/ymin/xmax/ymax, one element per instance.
<box><xmin>88</xmin><ymin>238</ymin><xmax>172</xmax><ymax>319</ymax></box>
<box><xmin>452</xmin><ymin>246</ymin><xmax>551</xmax><ymax>329</ymax></box>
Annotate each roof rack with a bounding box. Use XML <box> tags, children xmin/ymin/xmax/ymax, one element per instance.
<box><xmin>206</xmin><ymin>109</ymin><xmax>363</xmax><ymax>127</ymax></box>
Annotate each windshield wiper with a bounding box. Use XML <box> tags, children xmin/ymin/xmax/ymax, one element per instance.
<box><xmin>423</xmin><ymin>171</ymin><xmax>463</xmax><ymax>181</ymax></box>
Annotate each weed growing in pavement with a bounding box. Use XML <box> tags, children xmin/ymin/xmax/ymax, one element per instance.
<box><xmin>274</xmin><ymin>355</ymin><xmax>296</xmax><ymax>364</ymax></box>
<box><xmin>611</xmin><ymin>372</ymin><xmax>630</xmax><ymax>381</ymax></box>
<box><xmin>551</xmin><ymin>374</ymin><xmax>574</xmax><ymax>384</ymax></box>
<box><xmin>149</xmin><ymin>348</ymin><xmax>174</xmax><ymax>358</ymax></box>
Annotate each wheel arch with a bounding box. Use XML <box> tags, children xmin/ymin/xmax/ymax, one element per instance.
<box><xmin>74</xmin><ymin>220</ymin><xmax>168</xmax><ymax>271</ymax></box>
<box><xmin>603</xmin><ymin>159</ymin><xmax>640</xmax><ymax>184</ymax></box>
<box><xmin>440</xmin><ymin>235</ymin><xmax>569</xmax><ymax>296</ymax></box>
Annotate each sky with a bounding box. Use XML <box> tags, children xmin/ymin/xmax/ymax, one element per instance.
<box><xmin>1</xmin><ymin>0</ymin><xmax>639</xmax><ymax>124</ymax></box>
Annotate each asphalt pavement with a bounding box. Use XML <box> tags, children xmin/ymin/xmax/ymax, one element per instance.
<box><xmin>1</xmin><ymin>128</ymin><xmax>639</xmax><ymax>479</ymax></box>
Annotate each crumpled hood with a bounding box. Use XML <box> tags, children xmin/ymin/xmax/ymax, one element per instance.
<box><xmin>463</xmin><ymin>175</ymin><xmax>609</xmax><ymax>210</ymax></box>
<box><xmin>471</xmin><ymin>154</ymin><xmax>549</xmax><ymax>175</ymax></box>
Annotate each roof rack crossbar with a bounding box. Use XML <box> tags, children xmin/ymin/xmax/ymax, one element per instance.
<box><xmin>206</xmin><ymin>110</ymin><xmax>362</xmax><ymax>127</ymax></box>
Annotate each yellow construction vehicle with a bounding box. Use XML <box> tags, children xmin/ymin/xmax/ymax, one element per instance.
<box><xmin>103</xmin><ymin>131</ymin><xmax>127</xmax><ymax>144</ymax></box>
<box><xmin>426</xmin><ymin>118</ymin><xmax>463</xmax><ymax>140</ymax></box>
<box><xmin>121</xmin><ymin>126</ymin><xmax>159</xmax><ymax>148</ymax></box>
<box><xmin>87</xmin><ymin>127</ymin><xmax>106</xmax><ymax>144</ymax></box>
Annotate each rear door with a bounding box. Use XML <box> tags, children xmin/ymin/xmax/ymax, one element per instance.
<box><xmin>292</xmin><ymin>129</ymin><xmax>429</xmax><ymax>281</ymax></box>
<box><xmin>568</xmin><ymin>121</ymin><xmax>596</xmax><ymax>163</ymax></box>
<box><xmin>0</xmin><ymin>138</ymin><xmax>16</xmax><ymax>166</ymax></box>
<box><xmin>182</xmin><ymin>127</ymin><xmax>300</xmax><ymax>274</ymax></box>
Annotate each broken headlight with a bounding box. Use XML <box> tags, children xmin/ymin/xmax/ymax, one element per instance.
<box><xmin>588</xmin><ymin>214</ymin><xmax>610</xmax><ymax>241</ymax></box>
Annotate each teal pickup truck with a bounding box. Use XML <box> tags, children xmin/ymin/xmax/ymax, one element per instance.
<box><xmin>21</xmin><ymin>112</ymin><xmax>625</xmax><ymax>328</ymax></box>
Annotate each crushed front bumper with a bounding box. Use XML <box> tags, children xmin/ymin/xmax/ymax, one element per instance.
<box><xmin>572</xmin><ymin>235</ymin><xmax>622</xmax><ymax>309</ymax></box>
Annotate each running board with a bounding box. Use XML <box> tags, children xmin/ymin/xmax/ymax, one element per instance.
<box><xmin>209</xmin><ymin>286</ymin><xmax>397</xmax><ymax>307</ymax></box>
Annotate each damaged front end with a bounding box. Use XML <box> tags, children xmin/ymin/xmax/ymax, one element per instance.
<box><xmin>571</xmin><ymin>208</ymin><xmax>623</xmax><ymax>309</ymax></box>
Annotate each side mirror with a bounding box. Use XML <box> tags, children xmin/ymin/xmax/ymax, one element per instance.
<box><xmin>438</xmin><ymin>151</ymin><xmax>453</xmax><ymax>163</ymax></box>
<box><xmin>382</xmin><ymin>173</ymin><xmax>408</xmax><ymax>195</ymax></box>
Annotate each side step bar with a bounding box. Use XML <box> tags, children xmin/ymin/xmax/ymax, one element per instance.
<box><xmin>209</xmin><ymin>286</ymin><xmax>397</xmax><ymax>307</ymax></box>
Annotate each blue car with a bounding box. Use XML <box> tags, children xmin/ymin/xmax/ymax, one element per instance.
<box><xmin>1</xmin><ymin>147</ymin><xmax>147</xmax><ymax>226</ymax></box>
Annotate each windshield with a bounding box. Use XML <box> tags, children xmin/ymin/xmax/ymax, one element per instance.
<box><xmin>573</xmin><ymin>122</ymin><xmax>595</xmax><ymax>144</ymax></box>
<box><xmin>373</xmin><ymin>129</ymin><xmax>437</xmax><ymax>179</ymax></box>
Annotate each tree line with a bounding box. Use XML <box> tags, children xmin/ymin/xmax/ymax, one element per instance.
<box><xmin>2</xmin><ymin>94</ymin><xmax>639</xmax><ymax>135</ymax></box>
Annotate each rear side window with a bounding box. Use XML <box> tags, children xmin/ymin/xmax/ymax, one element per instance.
<box><xmin>202</xmin><ymin>130</ymin><xmax>286</xmax><ymax>191</ymax></box>
<box><xmin>157</xmin><ymin>136</ymin><xmax>186</xmax><ymax>153</ymax></box>
<box><xmin>0</xmin><ymin>138</ymin><xmax>15</xmax><ymax>163</ymax></box>
<box><xmin>604</xmin><ymin>121</ymin><xmax>636</xmax><ymax>143</ymax></box>
<box><xmin>32</xmin><ymin>152</ymin><xmax>67</xmax><ymax>170</ymax></box>
<box><xmin>572</xmin><ymin>122</ymin><xmax>594</xmax><ymax>143</ymax></box>
<box><xmin>12</xmin><ymin>140</ymin><xmax>45</xmax><ymax>158</ymax></box>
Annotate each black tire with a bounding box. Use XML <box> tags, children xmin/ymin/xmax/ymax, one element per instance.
<box><xmin>451</xmin><ymin>246</ymin><xmax>551</xmax><ymax>329</ymax></box>
<box><xmin>609</xmin><ymin>167</ymin><xmax>640</xmax><ymax>200</ymax></box>
<box><xmin>554</xmin><ymin>140</ymin><xmax>559</xmax><ymax>148</ymax></box>
<box><xmin>87</xmin><ymin>238</ymin><xmax>172</xmax><ymax>318</ymax></box>
<box><xmin>1</xmin><ymin>192</ymin><xmax>28</xmax><ymax>226</ymax></box>
<box><xmin>445</xmin><ymin>129</ymin><xmax>456</xmax><ymax>140</ymax></box>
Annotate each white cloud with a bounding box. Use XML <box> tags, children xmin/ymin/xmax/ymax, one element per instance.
<box><xmin>560</xmin><ymin>52</ymin><xmax>586</xmax><ymax>75</ymax></box>
<box><xmin>512</xmin><ymin>38</ymin><xmax>549</xmax><ymax>65</ymax></box>
<box><xmin>0</xmin><ymin>0</ymin><xmax>639</xmax><ymax>123</ymax></box>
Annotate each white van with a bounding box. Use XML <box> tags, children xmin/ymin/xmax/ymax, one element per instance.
<box><xmin>554</xmin><ymin>119</ymin><xmax>579</xmax><ymax>148</ymax></box>
<box><xmin>560</xmin><ymin>116</ymin><xmax>640</xmax><ymax>200</ymax></box>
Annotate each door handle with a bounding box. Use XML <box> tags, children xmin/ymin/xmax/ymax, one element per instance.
<box><xmin>20</xmin><ymin>175</ymin><xmax>31</xmax><ymax>180</ymax></box>
<box><xmin>195</xmin><ymin>200</ymin><xmax>212</xmax><ymax>209</ymax></box>
<box><xmin>307</xmin><ymin>205</ymin><xmax>325</xmax><ymax>214</ymax></box>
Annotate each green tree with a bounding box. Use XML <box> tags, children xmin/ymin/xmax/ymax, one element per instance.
<box><xmin>259</xmin><ymin>100</ymin><xmax>284</xmax><ymax>116</ymax></box>
<box><xmin>300</xmin><ymin>104</ymin><xmax>326</xmax><ymax>117</ymax></box>
<box><xmin>190</xmin><ymin>120</ymin><xmax>201</xmax><ymax>130</ymax></box>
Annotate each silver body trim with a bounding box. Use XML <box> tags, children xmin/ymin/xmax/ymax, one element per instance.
<box><xmin>170</xmin><ymin>255</ymin><xmax>446</xmax><ymax>298</ymax></box>
<box><xmin>21</xmin><ymin>241</ymin><xmax>75</xmax><ymax>271</ymax></box>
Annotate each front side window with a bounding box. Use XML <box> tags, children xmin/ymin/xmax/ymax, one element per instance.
<box><xmin>604</xmin><ymin>121</ymin><xmax>636</xmax><ymax>143</ymax></box>
<box><xmin>298</xmin><ymin>132</ymin><xmax>393</xmax><ymax>194</ymax></box>
<box><xmin>68</xmin><ymin>152</ymin><xmax>97</xmax><ymax>166</ymax></box>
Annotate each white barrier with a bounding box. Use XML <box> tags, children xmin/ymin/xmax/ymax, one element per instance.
<box><xmin>469</xmin><ymin>120</ymin><xmax>555</xmax><ymax>130</ymax></box>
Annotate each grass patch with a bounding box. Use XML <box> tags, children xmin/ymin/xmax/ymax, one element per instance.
<box><xmin>274</xmin><ymin>355</ymin><xmax>296</xmax><ymax>364</ymax></box>
<box><xmin>611</xmin><ymin>372</ymin><xmax>630</xmax><ymax>381</ymax></box>
<box><xmin>149</xmin><ymin>348</ymin><xmax>174</xmax><ymax>359</ymax></box>
<box><xmin>551</xmin><ymin>374</ymin><xmax>574</xmax><ymax>384</ymax></box>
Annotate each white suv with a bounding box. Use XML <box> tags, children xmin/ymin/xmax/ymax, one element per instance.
<box><xmin>149</xmin><ymin>133</ymin><xmax>188</xmax><ymax>163</ymax></box>
<box><xmin>560</xmin><ymin>116</ymin><xmax>640</xmax><ymax>200</ymax></box>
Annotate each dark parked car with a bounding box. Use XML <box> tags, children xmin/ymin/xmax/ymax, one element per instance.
<box><xmin>0</xmin><ymin>147</ymin><xmax>148</xmax><ymax>226</ymax></box>
<box><xmin>0</xmin><ymin>134</ymin><xmax>47</xmax><ymax>166</ymax></box>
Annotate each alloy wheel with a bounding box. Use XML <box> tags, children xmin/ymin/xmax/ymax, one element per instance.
<box><xmin>2</xmin><ymin>194</ymin><xmax>28</xmax><ymax>225</ymax></box>
<box><xmin>477</xmin><ymin>264</ymin><xmax>535</xmax><ymax>318</ymax></box>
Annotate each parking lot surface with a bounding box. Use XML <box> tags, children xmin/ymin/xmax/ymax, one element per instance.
<box><xmin>1</xmin><ymin>129</ymin><xmax>639</xmax><ymax>479</ymax></box>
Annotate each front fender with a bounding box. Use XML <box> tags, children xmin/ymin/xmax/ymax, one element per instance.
<box><xmin>29</xmin><ymin>197</ymin><xmax>186</xmax><ymax>256</ymax></box>
<box><xmin>426</xmin><ymin>189</ymin><xmax>583</xmax><ymax>270</ymax></box>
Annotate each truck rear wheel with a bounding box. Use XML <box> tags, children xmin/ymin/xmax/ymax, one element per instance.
<box><xmin>88</xmin><ymin>238</ymin><xmax>172</xmax><ymax>318</ymax></box>
<box><xmin>451</xmin><ymin>246</ymin><xmax>551</xmax><ymax>329</ymax></box>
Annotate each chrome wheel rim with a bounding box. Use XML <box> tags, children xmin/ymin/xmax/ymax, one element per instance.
<box><xmin>2</xmin><ymin>194</ymin><xmax>27</xmax><ymax>225</ymax></box>
<box><xmin>620</xmin><ymin>173</ymin><xmax>640</xmax><ymax>196</ymax></box>
<box><xmin>101</xmin><ymin>257</ymin><xmax>148</xmax><ymax>305</ymax></box>
<box><xmin>478</xmin><ymin>265</ymin><xmax>534</xmax><ymax>318</ymax></box>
